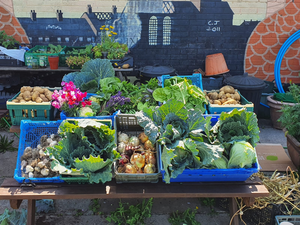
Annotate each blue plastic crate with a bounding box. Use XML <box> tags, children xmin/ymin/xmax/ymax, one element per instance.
<box><xmin>203</xmin><ymin>114</ymin><xmax>220</xmax><ymax>126</ymax></box>
<box><xmin>161</xmin><ymin>74</ymin><xmax>203</xmax><ymax>90</ymax></box>
<box><xmin>14</xmin><ymin>120</ymin><xmax>64</xmax><ymax>184</ymax></box>
<box><xmin>159</xmin><ymin>145</ymin><xmax>259</xmax><ymax>182</ymax></box>
<box><xmin>60</xmin><ymin>110</ymin><xmax>119</xmax><ymax>127</ymax></box>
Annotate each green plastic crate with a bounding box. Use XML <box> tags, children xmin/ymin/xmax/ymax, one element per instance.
<box><xmin>59</xmin><ymin>46</ymin><xmax>93</xmax><ymax>67</ymax></box>
<box><xmin>208</xmin><ymin>91</ymin><xmax>254</xmax><ymax>114</ymax></box>
<box><xmin>25</xmin><ymin>45</ymin><xmax>66</xmax><ymax>67</ymax></box>
<box><xmin>6</xmin><ymin>88</ymin><xmax>58</xmax><ymax>125</ymax></box>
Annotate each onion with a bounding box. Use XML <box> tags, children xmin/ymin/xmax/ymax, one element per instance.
<box><xmin>144</xmin><ymin>140</ymin><xmax>155</xmax><ymax>150</ymax></box>
<box><xmin>118</xmin><ymin>132</ymin><xmax>129</xmax><ymax>144</ymax></box>
<box><xmin>125</xmin><ymin>164</ymin><xmax>137</xmax><ymax>173</ymax></box>
<box><xmin>130</xmin><ymin>153</ymin><xmax>145</xmax><ymax>169</ymax></box>
<box><xmin>119</xmin><ymin>154</ymin><xmax>130</xmax><ymax>165</ymax></box>
<box><xmin>129</xmin><ymin>136</ymin><xmax>139</xmax><ymax>146</ymax></box>
<box><xmin>144</xmin><ymin>163</ymin><xmax>156</xmax><ymax>173</ymax></box>
<box><xmin>117</xmin><ymin>142</ymin><xmax>126</xmax><ymax>153</ymax></box>
<box><xmin>138</xmin><ymin>132</ymin><xmax>149</xmax><ymax>144</ymax></box>
<box><xmin>145</xmin><ymin>151</ymin><xmax>156</xmax><ymax>165</ymax></box>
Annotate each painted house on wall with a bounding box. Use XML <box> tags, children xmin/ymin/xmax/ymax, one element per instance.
<box><xmin>1</xmin><ymin>0</ymin><xmax>300</xmax><ymax>83</ymax></box>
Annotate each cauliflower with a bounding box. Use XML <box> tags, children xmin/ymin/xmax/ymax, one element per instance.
<box><xmin>79</xmin><ymin>107</ymin><xmax>94</xmax><ymax>117</ymax></box>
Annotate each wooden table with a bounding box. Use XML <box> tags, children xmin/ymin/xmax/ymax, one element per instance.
<box><xmin>0</xmin><ymin>177</ymin><xmax>269</xmax><ymax>225</ymax></box>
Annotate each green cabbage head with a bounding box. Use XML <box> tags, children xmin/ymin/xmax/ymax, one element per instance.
<box><xmin>228</xmin><ymin>141</ymin><xmax>256</xmax><ymax>169</ymax></box>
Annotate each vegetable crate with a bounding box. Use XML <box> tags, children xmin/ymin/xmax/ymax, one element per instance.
<box><xmin>159</xmin><ymin>142</ymin><xmax>259</xmax><ymax>183</ymax></box>
<box><xmin>59</xmin><ymin>46</ymin><xmax>93</xmax><ymax>67</ymax></box>
<box><xmin>207</xmin><ymin>91</ymin><xmax>254</xmax><ymax>114</ymax></box>
<box><xmin>14</xmin><ymin>120</ymin><xmax>64</xmax><ymax>183</ymax></box>
<box><xmin>161</xmin><ymin>73</ymin><xmax>203</xmax><ymax>90</ymax></box>
<box><xmin>6</xmin><ymin>88</ymin><xmax>58</xmax><ymax>126</ymax></box>
<box><xmin>276</xmin><ymin>215</ymin><xmax>300</xmax><ymax>225</ymax></box>
<box><xmin>114</xmin><ymin>114</ymin><xmax>160</xmax><ymax>183</ymax></box>
<box><xmin>0</xmin><ymin>51</ymin><xmax>24</xmax><ymax>67</ymax></box>
<box><xmin>24</xmin><ymin>45</ymin><xmax>66</xmax><ymax>67</ymax></box>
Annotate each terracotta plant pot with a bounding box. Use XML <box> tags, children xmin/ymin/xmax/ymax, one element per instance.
<box><xmin>287</xmin><ymin>133</ymin><xmax>300</xmax><ymax>170</ymax></box>
<box><xmin>48</xmin><ymin>56</ymin><xmax>59</xmax><ymax>70</ymax></box>
<box><xmin>205</xmin><ymin>53</ymin><xmax>230</xmax><ymax>76</ymax></box>
<box><xmin>267</xmin><ymin>95</ymin><xmax>295</xmax><ymax>129</ymax></box>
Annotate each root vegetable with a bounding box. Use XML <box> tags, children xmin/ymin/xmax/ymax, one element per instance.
<box><xmin>28</xmin><ymin>172</ymin><xmax>34</xmax><ymax>178</ymax></box>
<box><xmin>118</xmin><ymin>132</ymin><xmax>129</xmax><ymax>144</ymax></box>
<box><xmin>138</xmin><ymin>132</ymin><xmax>148</xmax><ymax>144</ymax></box>
<box><xmin>23</xmin><ymin>91</ymin><xmax>31</xmax><ymax>101</ymax></box>
<box><xmin>144</xmin><ymin>140</ymin><xmax>155</xmax><ymax>150</ymax></box>
<box><xmin>232</xmin><ymin>91</ymin><xmax>240</xmax><ymax>101</ymax></box>
<box><xmin>207</xmin><ymin>92</ymin><xmax>218</xmax><ymax>100</ymax></box>
<box><xmin>130</xmin><ymin>153</ymin><xmax>145</xmax><ymax>169</ymax></box>
<box><xmin>213</xmin><ymin>100</ymin><xmax>222</xmax><ymax>105</ymax></box>
<box><xmin>36</xmin><ymin>97</ymin><xmax>43</xmax><ymax>103</ymax></box>
<box><xmin>220</xmin><ymin>85</ymin><xmax>235</xmax><ymax>94</ymax></box>
<box><xmin>117</xmin><ymin>142</ymin><xmax>126</xmax><ymax>153</ymax></box>
<box><xmin>129</xmin><ymin>136</ymin><xmax>139</xmax><ymax>146</ymax></box>
<box><xmin>25</xmin><ymin>165</ymin><xmax>34</xmax><ymax>173</ymax></box>
<box><xmin>144</xmin><ymin>163</ymin><xmax>156</xmax><ymax>173</ymax></box>
<box><xmin>31</xmin><ymin>91</ymin><xmax>39</xmax><ymax>101</ymax></box>
<box><xmin>125</xmin><ymin>164</ymin><xmax>137</xmax><ymax>173</ymax></box>
<box><xmin>145</xmin><ymin>151</ymin><xmax>156</xmax><ymax>165</ymax></box>
<box><xmin>222</xmin><ymin>99</ymin><xmax>237</xmax><ymax>105</ymax></box>
<box><xmin>41</xmin><ymin>168</ymin><xmax>49</xmax><ymax>176</ymax></box>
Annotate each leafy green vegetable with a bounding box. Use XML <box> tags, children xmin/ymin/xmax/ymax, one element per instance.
<box><xmin>47</xmin><ymin>119</ymin><xmax>119</xmax><ymax>184</ymax></box>
<box><xmin>212</xmin><ymin>108</ymin><xmax>260</xmax><ymax>150</ymax></box>
<box><xmin>62</xmin><ymin>59</ymin><xmax>115</xmax><ymax>93</ymax></box>
<box><xmin>228</xmin><ymin>141</ymin><xmax>257</xmax><ymax>168</ymax></box>
<box><xmin>153</xmin><ymin>78</ymin><xmax>208</xmax><ymax>113</ymax></box>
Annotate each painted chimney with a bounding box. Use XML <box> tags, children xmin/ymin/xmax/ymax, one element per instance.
<box><xmin>87</xmin><ymin>5</ymin><xmax>92</xmax><ymax>14</ymax></box>
<box><xmin>56</xmin><ymin>10</ymin><xmax>63</xmax><ymax>21</ymax></box>
<box><xmin>30</xmin><ymin>10</ymin><xmax>36</xmax><ymax>21</ymax></box>
<box><xmin>112</xmin><ymin>5</ymin><xmax>117</xmax><ymax>15</ymax></box>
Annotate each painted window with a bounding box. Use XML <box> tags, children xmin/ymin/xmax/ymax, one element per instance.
<box><xmin>163</xmin><ymin>16</ymin><xmax>171</xmax><ymax>45</ymax></box>
<box><xmin>149</xmin><ymin>16</ymin><xmax>157</xmax><ymax>45</ymax></box>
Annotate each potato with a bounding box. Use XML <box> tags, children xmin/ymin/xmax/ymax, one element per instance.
<box><xmin>35</xmin><ymin>97</ymin><xmax>43</xmax><ymax>103</ymax></box>
<box><xmin>218</xmin><ymin>91</ymin><xmax>225</xmax><ymax>99</ymax></box>
<box><xmin>21</xmin><ymin>86</ymin><xmax>32</xmax><ymax>93</ymax></box>
<box><xmin>31</xmin><ymin>91</ymin><xmax>40</xmax><ymax>101</ymax></box>
<box><xmin>213</xmin><ymin>100</ymin><xmax>222</xmax><ymax>105</ymax></box>
<box><xmin>220</xmin><ymin>98</ymin><xmax>227</xmax><ymax>104</ymax></box>
<box><xmin>39</xmin><ymin>94</ymin><xmax>48</xmax><ymax>102</ymax></box>
<box><xmin>207</xmin><ymin>92</ymin><xmax>218</xmax><ymax>100</ymax></box>
<box><xmin>33</xmin><ymin>87</ymin><xmax>44</xmax><ymax>94</ymax></box>
<box><xmin>44</xmin><ymin>91</ymin><xmax>52</xmax><ymax>101</ymax></box>
<box><xmin>232</xmin><ymin>91</ymin><xmax>240</xmax><ymax>101</ymax></box>
<box><xmin>12</xmin><ymin>99</ymin><xmax>19</xmax><ymax>103</ymax></box>
<box><xmin>122</xmin><ymin>64</ymin><xmax>130</xmax><ymax>69</ymax></box>
<box><xmin>220</xmin><ymin>85</ymin><xmax>235</xmax><ymax>94</ymax></box>
<box><xmin>23</xmin><ymin>91</ymin><xmax>32</xmax><ymax>101</ymax></box>
<box><xmin>16</xmin><ymin>96</ymin><xmax>23</xmax><ymax>101</ymax></box>
<box><xmin>222</xmin><ymin>99</ymin><xmax>237</xmax><ymax>105</ymax></box>
<box><xmin>225</xmin><ymin>93</ymin><xmax>231</xmax><ymax>98</ymax></box>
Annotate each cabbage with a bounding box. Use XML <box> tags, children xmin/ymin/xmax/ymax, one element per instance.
<box><xmin>228</xmin><ymin>141</ymin><xmax>256</xmax><ymax>168</ymax></box>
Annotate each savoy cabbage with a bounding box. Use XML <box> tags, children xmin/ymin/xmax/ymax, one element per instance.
<box><xmin>47</xmin><ymin>119</ymin><xmax>119</xmax><ymax>184</ymax></box>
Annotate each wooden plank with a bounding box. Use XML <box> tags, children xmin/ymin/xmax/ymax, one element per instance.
<box><xmin>27</xmin><ymin>200</ymin><xmax>35</xmax><ymax>225</ymax></box>
<box><xmin>9</xmin><ymin>199</ymin><xmax>23</xmax><ymax>209</ymax></box>
<box><xmin>0</xmin><ymin>178</ymin><xmax>269</xmax><ymax>200</ymax></box>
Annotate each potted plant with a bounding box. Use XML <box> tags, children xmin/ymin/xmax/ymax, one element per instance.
<box><xmin>0</xmin><ymin>30</ymin><xmax>20</xmax><ymax>49</ymax></box>
<box><xmin>65</xmin><ymin>55</ymin><xmax>91</xmax><ymax>69</ymax></box>
<box><xmin>278</xmin><ymin>83</ymin><xmax>300</xmax><ymax>169</ymax></box>
<box><xmin>92</xmin><ymin>25</ymin><xmax>128</xmax><ymax>60</ymax></box>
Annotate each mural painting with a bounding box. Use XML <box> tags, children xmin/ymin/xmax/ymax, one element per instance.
<box><xmin>0</xmin><ymin>0</ymin><xmax>299</xmax><ymax>83</ymax></box>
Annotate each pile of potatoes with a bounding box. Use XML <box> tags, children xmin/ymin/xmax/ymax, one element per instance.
<box><xmin>205</xmin><ymin>85</ymin><xmax>241</xmax><ymax>105</ymax></box>
<box><xmin>11</xmin><ymin>86</ymin><xmax>53</xmax><ymax>103</ymax></box>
